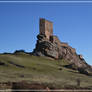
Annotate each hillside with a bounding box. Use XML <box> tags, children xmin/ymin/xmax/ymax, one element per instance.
<box><xmin>0</xmin><ymin>52</ymin><xmax>92</xmax><ymax>89</ymax></box>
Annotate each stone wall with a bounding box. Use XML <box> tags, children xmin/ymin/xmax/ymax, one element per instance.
<box><xmin>39</xmin><ymin>18</ymin><xmax>45</xmax><ymax>35</ymax></box>
<box><xmin>40</xmin><ymin>18</ymin><xmax>53</xmax><ymax>40</ymax></box>
<box><xmin>50</xmin><ymin>35</ymin><xmax>61</xmax><ymax>46</ymax></box>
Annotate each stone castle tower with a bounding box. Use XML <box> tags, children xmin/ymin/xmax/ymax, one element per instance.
<box><xmin>39</xmin><ymin>18</ymin><xmax>53</xmax><ymax>40</ymax></box>
<box><xmin>33</xmin><ymin>18</ymin><xmax>92</xmax><ymax>75</ymax></box>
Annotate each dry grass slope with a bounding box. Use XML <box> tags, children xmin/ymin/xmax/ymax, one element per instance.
<box><xmin>0</xmin><ymin>52</ymin><xmax>92</xmax><ymax>89</ymax></box>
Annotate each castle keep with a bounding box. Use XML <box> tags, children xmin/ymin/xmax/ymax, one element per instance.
<box><xmin>40</xmin><ymin>18</ymin><xmax>53</xmax><ymax>40</ymax></box>
<box><xmin>39</xmin><ymin>18</ymin><xmax>70</xmax><ymax>47</ymax></box>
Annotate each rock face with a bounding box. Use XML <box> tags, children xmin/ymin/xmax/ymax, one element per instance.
<box><xmin>33</xmin><ymin>18</ymin><xmax>92</xmax><ymax>75</ymax></box>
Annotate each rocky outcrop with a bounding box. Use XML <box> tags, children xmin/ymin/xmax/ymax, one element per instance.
<box><xmin>33</xmin><ymin>34</ymin><xmax>92</xmax><ymax>75</ymax></box>
<box><xmin>32</xmin><ymin>18</ymin><xmax>92</xmax><ymax>75</ymax></box>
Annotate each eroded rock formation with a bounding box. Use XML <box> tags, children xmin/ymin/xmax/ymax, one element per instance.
<box><xmin>33</xmin><ymin>18</ymin><xmax>92</xmax><ymax>75</ymax></box>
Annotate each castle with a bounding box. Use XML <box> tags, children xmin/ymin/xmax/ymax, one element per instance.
<box><xmin>40</xmin><ymin>18</ymin><xmax>53</xmax><ymax>40</ymax></box>
<box><xmin>39</xmin><ymin>18</ymin><xmax>73</xmax><ymax>48</ymax></box>
<box><xmin>39</xmin><ymin>18</ymin><xmax>62</xmax><ymax>46</ymax></box>
<box><xmin>33</xmin><ymin>18</ymin><xmax>76</xmax><ymax>58</ymax></box>
<box><xmin>33</xmin><ymin>18</ymin><xmax>92</xmax><ymax>76</ymax></box>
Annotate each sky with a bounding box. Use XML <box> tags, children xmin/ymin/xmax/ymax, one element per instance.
<box><xmin>0</xmin><ymin>0</ymin><xmax>92</xmax><ymax>65</ymax></box>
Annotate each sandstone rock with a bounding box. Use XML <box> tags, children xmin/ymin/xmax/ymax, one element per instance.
<box><xmin>32</xmin><ymin>18</ymin><xmax>92</xmax><ymax>75</ymax></box>
<box><xmin>33</xmin><ymin>34</ymin><xmax>91</xmax><ymax>71</ymax></box>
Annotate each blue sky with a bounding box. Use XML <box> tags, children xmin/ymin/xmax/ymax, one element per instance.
<box><xmin>0</xmin><ymin>1</ymin><xmax>92</xmax><ymax>65</ymax></box>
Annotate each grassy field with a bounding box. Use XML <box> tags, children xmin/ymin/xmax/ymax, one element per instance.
<box><xmin>0</xmin><ymin>52</ymin><xmax>92</xmax><ymax>89</ymax></box>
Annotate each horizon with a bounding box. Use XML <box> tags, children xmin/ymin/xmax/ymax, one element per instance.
<box><xmin>0</xmin><ymin>1</ymin><xmax>92</xmax><ymax>65</ymax></box>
